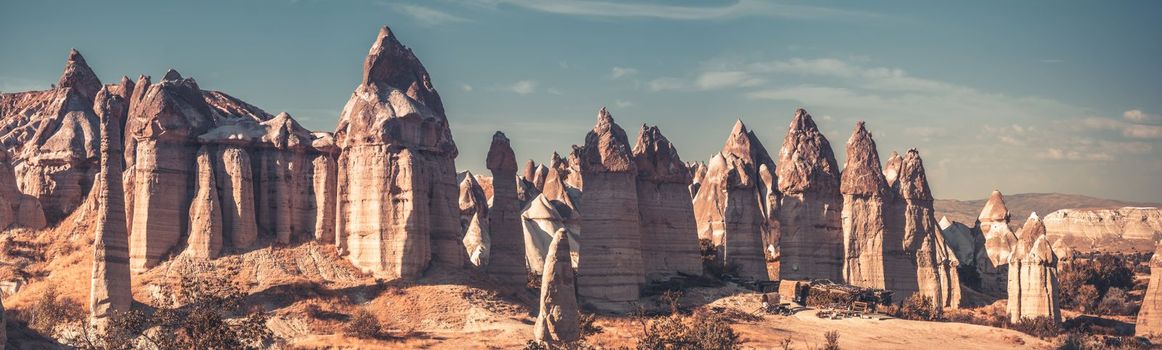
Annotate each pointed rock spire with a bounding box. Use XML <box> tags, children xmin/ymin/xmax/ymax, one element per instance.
<box><xmin>898</xmin><ymin>149</ymin><xmax>933</xmax><ymax>200</ymax></box>
<box><xmin>90</xmin><ymin>86</ymin><xmax>132</xmax><ymax>332</ymax></box>
<box><xmin>839</xmin><ymin>122</ymin><xmax>887</xmax><ymax>196</ymax></box>
<box><xmin>162</xmin><ymin>69</ymin><xmax>183</xmax><ymax>81</ymax></box>
<box><xmin>523</xmin><ymin>159</ymin><xmax>537</xmax><ymax>182</ymax></box>
<box><xmin>579</xmin><ymin>108</ymin><xmax>635</xmax><ymax>173</ymax></box>
<box><xmin>57</xmin><ymin>48</ymin><xmax>102</xmax><ymax>102</ymax></box>
<box><xmin>487</xmin><ymin>132</ymin><xmax>518</xmax><ymax>174</ymax></box>
<box><xmin>361</xmin><ymin>25</ymin><xmax>444</xmax><ymax>114</ymax></box>
<box><xmin>777</xmin><ymin>108</ymin><xmax>839</xmax><ymax>195</ymax></box>
<box><xmin>534</xmin><ymin>229</ymin><xmax>581</xmax><ymax>345</ymax></box>
<box><xmin>487</xmin><ymin>131</ymin><xmax>526</xmax><ymax>283</ymax></box>
<box><xmin>185</xmin><ymin>146</ymin><xmax>223</xmax><ymax>259</ymax></box>
<box><xmin>979</xmin><ymin>190</ymin><xmax>1011</xmax><ymax>225</ymax></box>
<box><xmin>633</xmin><ymin>124</ymin><xmax>691</xmax><ymax>184</ymax></box>
<box><xmin>1008</xmin><ymin>212</ymin><xmax>1060</xmax><ymax>324</ymax></box>
<box><xmin>632</xmin><ymin>124</ymin><xmax>702</xmax><ymax>279</ymax></box>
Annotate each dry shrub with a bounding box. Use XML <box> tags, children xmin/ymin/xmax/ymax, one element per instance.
<box><xmin>1011</xmin><ymin>316</ymin><xmax>1060</xmax><ymax>339</ymax></box>
<box><xmin>637</xmin><ymin>311</ymin><xmax>740</xmax><ymax>350</ymax></box>
<box><xmin>893</xmin><ymin>294</ymin><xmax>942</xmax><ymax>321</ymax></box>
<box><xmin>823</xmin><ymin>330</ymin><xmax>841</xmax><ymax>350</ymax></box>
<box><xmin>344</xmin><ymin>308</ymin><xmax>382</xmax><ymax>339</ymax></box>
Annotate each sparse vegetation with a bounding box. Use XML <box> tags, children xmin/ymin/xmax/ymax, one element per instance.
<box><xmin>892</xmin><ymin>294</ymin><xmax>942</xmax><ymax>321</ymax></box>
<box><xmin>822</xmin><ymin>330</ymin><xmax>841</xmax><ymax>350</ymax></box>
<box><xmin>1011</xmin><ymin>316</ymin><xmax>1061</xmax><ymax>339</ymax></box>
<box><xmin>345</xmin><ymin>308</ymin><xmax>383</xmax><ymax>339</ymax></box>
<box><xmin>1058</xmin><ymin>253</ymin><xmax>1139</xmax><ymax>314</ymax></box>
<box><xmin>636</xmin><ymin>312</ymin><xmax>740</xmax><ymax>350</ymax></box>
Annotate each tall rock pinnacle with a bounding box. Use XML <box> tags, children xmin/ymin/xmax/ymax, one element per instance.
<box><xmin>840</xmin><ymin>121</ymin><xmax>890</xmax><ymax>289</ymax></box>
<box><xmin>978</xmin><ymin>190</ymin><xmax>1017</xmax><ymax>294</ymax></box>
<box><xmin>1007</xmin><ymin>213</ymin><xmax>1061</xmax><ymax>324</ymax></box>
<box><xmin>776</xmin><ymin>108</ymin><xmax>843</xmax><ymax>281</ymax></box>
<box><xmin>90</xmin><ymin>86</ymin><xmax>132</xmax><ymax>332</ymax></box>
<box><xmin>336</xmin><ymin>25</ymin><xmax>462</xmax><ymax>278</ymax></box>
<box><xmin>486</xmin><ymin>132</ymin><xmax>527</xmax><ymax>284</ymax></box>
<box><xmin>57</xmin><ymin>48</ymin><xmax>103</xmax><ymax>102</ymax></box>
<box><xmin>633</xmin><ymin>124</ymin><xmax>703</xmax><ymax>279</ymax></box>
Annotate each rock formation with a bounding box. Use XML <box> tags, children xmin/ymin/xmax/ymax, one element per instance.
<box><xmin>533</xmin><ymin>229</ymin><xmax>580</xmax><ymax>345</ymax></box>
<box><xmin>310</xmin><ymin>132</ymin><xmax>339</xmax><ymax>242</ymax></box>
<box><xmin>691</xmin><ymin>120</ymin><xmax>772</xmax><ymax>281</ymax></box>
<box><xmin>58</xmin><ymin>48</ymin><xmax>103</xmax><ymax>102</ymax></box>
<box><xmin>0</xmin><ymin>148</ymin><xmax>46</xmax><ymax>230</ymax></box>
<box><xmin>1007</xmin><ymin>213</ymin><xmax>1061</xmax><ymax>323</ymax></box>
<box><xmin>938</xmin><ymin>216</ymin><xmax>982</xmax><ymax>269</ymax></box>
<box><xmin>254</xmin><ymin>112</ymin><xmax>312</xmax><ymax>244</ymax></box>
<box><xmin>1136</xmin><ymin>242</ymin><xmax>1162</xmax><ymax>337</ymax></box>
<box><xmin>184</xmin><ymin>146</ymin><xmax>223</xmax><ymax>259</ymax></box>
<box><xmin>0</xmin><ymin>294</ymin><xmax>5</xmax><ymax>346</ymax></box>
<box><xmin>126</xmin><ymin>69</ymin><xmax>214</xmax><ymax>273</ymax></box>
<box><xmin>632</xmin><ymin>124</ymin><xmax>703</xmax><ymax>279</ymax></box>
<box><xmin>687</xmin><ymin>161</ymin><xmax>706</xmax><ymax>198</ymax></box>
<box><xmin>335</xmin><ymin>26</ymin><xmax>462</xmax><ymax>278</ymax></box>
<box><xmin>887</xmin><ymin>149</ymin><xmax>959</xmax><ymax>307</ymax></box>
<box><xmin>200</xmin><ymin>136</ymin><xmax>258</xmax><ymax>249</ymax></box>
<box><xmin>487</xmin><ymin>132</ymin><xmax>527</xmax><ymax>283</ymax></box>
<box><xmin>978</xmin><ymin>190</ymin><xmax>1017</xmax><ymax>294</ymax></box>
<box><xmin>522</xmin><ymin>193</ymin><xmax>581</xmax><ymax>274</ymax></box>
<box><xmin>1042</xmin><ymin>207</ymin><xmax>1162</xmax><ymax>252</ymax></box>
<box><xmin>89</xmin><ymin>86</ymin><xmax>132</xmax><ymax>332</ymax></box>
<box><xmin>459</xmin><ymin>171</ymin><xmax>490</xmax><ymax>267</ymax></box>
<box><xmin>776</xmin><ymin>109</ymin><xmax>842</xmax><ymax>281</ymax></box>
<box><xmin>575</xmin><ymin>108</ymin><xmax>645</xmax><ymax>307</ymax></box>
<box><xmin>840</xmin><ymin>122</ymin><xmax>890</xmax><ymax>288</ymax></box>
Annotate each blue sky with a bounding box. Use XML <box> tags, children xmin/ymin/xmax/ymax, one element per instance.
<box><xmin>2</xmin><ymin>0</ymin><xmax>1161</xmax><ymax>202</ymax></box>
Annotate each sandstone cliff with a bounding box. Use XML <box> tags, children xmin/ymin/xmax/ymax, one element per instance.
<box><xmin>632</xmin><ymin>124</ymin><xmax>703</xmax><ymax>279</ymax></box>
<box><xmin>1007</xmin><ymin>213</ymin><xmax>1061</xmax><ymax>324</ymax></box>
<box><xmin>1042</xmin><ymin>207</ymin><xmax>1162</xmax><ymax>253</ymax></box>
<box><xmin>776</xmin><ymin>109</ymin><xmax>842</xmax><ymax>281</ymax></box>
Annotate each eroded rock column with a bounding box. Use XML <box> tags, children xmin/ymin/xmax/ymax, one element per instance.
<box><xmin>776</xmin><ymin>109</ymin><xmax>842</xmax><ymax>281</ymax></box>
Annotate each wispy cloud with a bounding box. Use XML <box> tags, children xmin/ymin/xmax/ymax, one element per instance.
<box><xmin>390</xmin><ymin>3</ymin><xmax>470</xmax><ymax>26</ymax></box>
<box><xmin>476</xmin><ymin>0</ymin><xmax>883</xmax><ymax>21</ymax></box>
<box><xmin>460</xmin><ymin>83</ymin><xmax>474</xmax><ymax>92</ymax></box>
<box><xmin>696</xmin><ymin>71</ymin><xmax>763</xmax><ymax>90</ymax></box>
<box><xmin>615</xmin><ymin>99</ymin><xmax>634</xmax><ymax>108</ymax></box>
<box><xmin>609</xmin><ymin>66</ymin><xmax>638</xmax><ymax>79</ymax></box>
<box><xmin>647</xmin><ymin>77</ymin><xmax>687</xmax><ymax>92</ymax></box>
<box><xmin>509</xmin><ymin>80</ymin><xmax>538</xmax><ymax>95</ymax></box>
<box><xmin>1124</xmin><ymin>109</ymin><xmax>1160</xmax><ymax>124</ymax></box>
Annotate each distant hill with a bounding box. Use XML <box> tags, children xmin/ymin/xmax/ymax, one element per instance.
<box><xmin>934</xmin><ymin>193</ymin><xmax>1161</xmax><ymax>227</ymax></box>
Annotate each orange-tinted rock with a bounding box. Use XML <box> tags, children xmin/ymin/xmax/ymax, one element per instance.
<box><xmin>1136</xmin><ymin>242</ymin><xmax>1162</xmax><ymax>337</ymax></box>
<box><xmin>1007</xmin><ymin>213</ymin><xmax>1060</xmax><ymax>323</ymax></box>
<box><xmin>840</xmin><ymin>122</ymin><xmax>889</xmax><ymax>288</ymax></box>
<box><xmin>633</xmin><ymin>124</ymin><xmax>702</xmax><ymax>279</ymax></box>
<box><xmin>184</xmin><ymin>146</ymin><xmax>223</xmax><ymax>259</ymax></box>
<box><xmin>90</xmin><ymin>86</ymin><xmax>132</xmax><ymax>331</ymax></box>
<box><xmin>776</xmin><ymin>109</ymin><xmax>842</xmax><ymax>281</ymax></box>
<box><xmin>487</xmin><ymin>132</ymin><xmax>527</xmax><ymax>283</ymax></box>
<box><xmin>533</xmin><ymin>229</ymin><xmax>580</xmax><ymax>345</ymax></box>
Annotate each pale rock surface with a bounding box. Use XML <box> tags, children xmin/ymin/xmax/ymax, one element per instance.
<box><xmin>1042</xmin><ymin>207</ymin><xmax>1162</xmax><ymax>249</ymax></box>
<box><xmin>776</xmin><ymin>109</ymin><xmax>843</xmax><ymax>281</ymax></box>
<box><xmin>1136</xmin><ymin>242</ymin><xmax>1162</xmax><ymax>337</ymax></box>
<box><xmin>632</xmin><ymin>124</ymin><xmax>703</xmax><ymax>279</ymax></box>
<box><xmin>687</xmin><ymin>161</ymin><xmax>707</xmax><ymax>198</ymax></box>
<box><xmin>979</xmin><ymin>190</ymin><xmax>1017</xmax><ymax>295</ymax></box>
<box><xmin>126</xmin><ymin>69</ymin><xmax>214</xmax><ymax>273</ymax></box>
<box><xmin>533</xmin><ymin>229</ymin><xmax>580</xmax><ymax>345</ymax></box>
<box><xmin>938</xmin><ymin>216</ymin><xmax>982</xmax><ymax>268</ymax></box>
<box><xmin>692</xmin><ymin>120</ymin><xmax>772</xmax><ymax>281</ymax></box>
<box><xmin>462</xmin><ymin>212</ymin><xmax>490</xmax><ymax>267</ymax></box>
<box><xmin>889</xmin><ymin>149</ymin><xmax>958</xmax><ymax>307</ymax></box>
<box><xmin>487</xmin><ymin>132</ymin><xmax>527</xmax><ymax>283</ymax></box>
<box><xmin>90</xmin><ymin>86</ymin><xmax>132</xmax><ymax>332</ymax></box>
<box><xmin>254</xmin><ymin>112</ymin><xmax>312</xmax><ymax>244</ymax></box>
<box><xmin>522</xmin><ymin>193</ymin><xmax>581</xmax><ymax>274</ymax></box>
<box><xmin>1007</xmin><ymin>213</ymin><xmax>1061</xmax><ymax>324</ymax></box>
<box><xmin>458</xmin><ymin>171</ymin><xmax>489</xmax><ymax>267</ymax></box>
<box><xmin>575</xmin><ymin>108</ymin><xmax>646</xmax><ymax>308</ymax></box>
<box><xmin>335</xmin><ymin>26</ymin><xmax>462</xmax><ymax>278</ymax></box>
<box><xmin>310</xmin><ymin>132</ymin><xmax>339</xmax><ymax>243</ymax></box>
<box><xmin>0</xmin><ymin>148</ymin><xmax>46</xmax><ymax>229</ymax></box>
<box><xmin>840</xmin><ymin>122</ymin><xmax>890</xmax><ymax>289</ymax></box>
<box><xmin>184</xmin><ymin>146</ymin><xmax>223</xmax><ymax>259</ymax></box>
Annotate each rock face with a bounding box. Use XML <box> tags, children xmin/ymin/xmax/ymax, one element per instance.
<box><xmin>887</xmin><ymin>149</ymin><xmax>959</xmax><ymax>307</ymax></box>
<box><xmin>1007</xmin><ymin>213</ymin><xmax>1061</xmax><ymax>323</ymax></box>
<box><xmin>0</xmin><ymin>148</ymin><xmax>46</xmax><ymax>230</ymax></box>
<box><xmin>533</xmin><ymin>229</ymin><xmax>580</xmax><ymax>345</ymax></box>
<box><xmin>89</xmin><ymin>86</ymin><xmax>132</xmax><ymax>332</ymax></box>
<box><xmin>335</xmin><ymin>26</ymin><xmax>462</xmax><ymax>278</ymax></box>
<box><xmin>310</xmin><ymin>132</ymin><xmax>339</xmax><ymax>242</ymax></box>
<box><xmin>1042</xmin><ymin>207</ymin><xmax>1162</xmax><ymax>251</ymax></box>
<box><xmin>254</xmin><ymin>113</ymin><xmax>313</xmax><ymax>244</ymax></box>
<box><xmin>208</xmin><ymin>144</ymin><xmax>258</xmax><ymax>248</ymax></box>
<box><xmin>978</xmin><ymin>190</ymin><xmax>1017</xmax><ymax>295</ymax></box>
<box><xmin>776</xmin><ymin>109</ymin><xmax>842</xmax><ymax>281</ymax></box>
<box><xmin>184</xmin><ymin>146</ymin><xmax>223</xmax><ymax>259</ymax></box>
<box><xmin>486</xmin><ymin>132</ymin><xmax>527</xmax><ymax>283</ymax></box>
<box><xmin>126</xmin><ymin>70</ymin><xmax>214</xmax><ymax>273</ymax></box>
<box><xmin>1</xmin><ymin>294</ymin><xmax>5</xmax><ymax>346</ymax></box>
<box><xmin>0</xmin><ymin>50</ymin><xmax>102</xmax><ymax>222</ymax></box>
<box><xmin>522</xmin><ymin>193</ymin><xmax>581</xmax><ymax>274</ymax></box>
<box><xmin>459</xmin><ymin>171</ymin><xmax>490</xmax><ymax>267</ymax></box>
<box><xmin>840</xmin><ymin>122</ymin><xmax>890</xmax><ymax>288</ymax></box>
<box><xmin>938</xmin><ymin>216</ymin><xmax>982</xmax><ymax>269</ymax></box>
<box><xmin>632</xmin><ymin>124</ymin><xmax>703</xmax><ymax>279</ymax></box>
<box><xmin>691</xmin><ymin>120</ymin><xmax>773</xmax><ymax>281</ymax></box>
<box><xmin>575</xmin><ymin>108</ymin><xmax>645</xmax><ymax>307</ymax></box>
<box><xmin>1136</xmin><ymin>242</ymin><xmax>1162</xmax><ymax>337</ymax></box>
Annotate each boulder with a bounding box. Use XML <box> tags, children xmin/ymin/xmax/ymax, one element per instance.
<box><xmin>533</xmin><ymin>229</ymin><xmax>581</xmax><ymax>345</ymax></box>
<box><xmin>632</xmin><ymin>124</ymin><xmax>703</xmax><ymax>279</ymax></box>
<box><xmin>487</xmin><ymin>132</ymin><xmax>527</xmax><ymax>283</ymax></box>
<box><xmin>1007</xmin><ymin>213</ymin><xmax>1061</xmax><ymax>324</ymax></box>
<box><xmin>335</xmin><ymin>26</ymin><xmax>462</xmax><ymax>278</ymax></box>
<box><xmin>89</xmin><ymin>86</ymin><xmax>132</xmax><ymax>332</ymax></box>
<box><xmin>776</xmin><ymin>109</ymin><xmax>842</xmax><ymax>281</ymax></box>
<box><xmin>184</xmin><ymin>146</ymin><xmax>223</xmax><ymax>259</ymax></box>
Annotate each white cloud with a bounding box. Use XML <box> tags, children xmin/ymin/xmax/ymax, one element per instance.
<box><xmin>478</xmin><ymin>0</ymin><xmax>883</xmax><ymax>21</ymax></box>
<box><xmin>460</xmin><ymin>83</ymin><xmax>474</xmax><ymax>92</ymax></box>
<box><xmin>509</xmin><ymin>80</ymin><xmax>537</xmax><ymax>95</ymax></box>
<box><xmin>390</xmin><ymin>3</ymin><xmax>470</xmax><ymax>26</ymax></box>
<box><xmin>1124</xmin><ymin>109</ymin><xmax>1160</xmax><ymax>124</ymax></box>
<box><xmin>609</xmin><ymin>66</ymin><xmax>638</xmax><ymax>79</ymax></box>
<box><xmin>695</xmin><ymin>71</ymin><xmax>763</xmax><ymax>90</ymax></box>
<box><xmin>1124</xmin><ymin>125</ymin><xmax>1162</xmax><ymax>139</ymax></box>
<box><xmin>647</xmin><ymin>77</ymin><xmax>687</xmax><ymax>92</ymax></box>
<box><xmin>615</xmin><ymin>99</ymin><xmax>634</xmax><ymax>108</ymax></box>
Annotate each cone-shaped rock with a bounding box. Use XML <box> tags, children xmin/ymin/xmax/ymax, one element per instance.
<box><xmin>58</xmin><ymin>49</ymin><xmax>102</xmax><ymax>102</ymax></box>
<box><xmin>90</xmin><ymin>87</ymin><xmax>132</xmax><ymax>332</ymax></box>
<box><xmin>487</xmin><ymin>132</ymin><xmax>527</xmax><ymax>283</ymax></box>
<box><xmin>1136</xmin><ymin>242</ymin><xmax>1162</xmax><ymax>337</ymax></box>
<box><xmin>184</xmin><ymin>146</ymin><xmax>223</xmax><ymax>259</ymax></box>
<box><xmin>633</xmin><ymin>124</ymin><xmax>703</xmax><ymax>279</ymax></box>
<box><xmin>126</xmin><ymin>70</ymin><xmax>213</xmax><ymax>273</ymax></box>
<box><xmin>335</xmin><ymin>26</ymin><xmax>462</xmax><ymax>278</ymax></box>
<box><xmin>522</xmin><ymin>194</ymin><xmax>581</xmax><ymax>274</ymax></box>
<box><xmin>892</xmin><ymin>149</ymin><xmax>958</xmax><ymax>307</ymax></box>
<box><xmin>840</xmin><ymin>122</ymin><xmax>889</xmax><ymax>288</ymax></box>
<box><xmin>1007</xmin><ymin>213</ymin><xmax>1061</xmax><ymax>323</ymax></box>
<box><xmin>575</xmin><ymin>108</ymin><xmax>645</xmax><ymax>308</ymax></box>
<box><xmin>776</xmin><ymin>109</ymin><xmax>843</xmax><ymax>281</ymax></box>
<box><xmin>458</xmin><ymin>171</ymin><xmax>489</xmax><ymax>267</ymax></box>
<box><xmin>534</xmin><ymin>228</ymin><xmax>581</xmax><ymax>345</ymax></box>
<box><xmin>462</xmin><ymin>211</ymin><xmax>490</xmax><ymax>267</ymax></box>
<box><xmin>979</xmin><ymin>190</ymin><xmax>1017</xmax><ymax>294</ymax></box>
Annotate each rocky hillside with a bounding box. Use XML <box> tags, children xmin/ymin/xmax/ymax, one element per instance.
<box><xmin>935</xmin><ymin>192</ymin><xmax>1160</xmax><ymax>226</ymax></box>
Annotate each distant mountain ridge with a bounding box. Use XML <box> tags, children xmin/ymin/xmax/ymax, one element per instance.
<box><xmin>934</xmin><ymin>192</ymin><xmax>1161</xmax><ymax>226</ymax></box>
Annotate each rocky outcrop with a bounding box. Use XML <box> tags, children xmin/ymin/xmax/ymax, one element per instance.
<box><xmin>184</xmin><ymin>146</ymin><xmax>223</xmax><ymax>259</ymax></box>
<box><xmin>575</xmin><ymin>108</ymin><xmax>645</xmax><ymax>308</ymax></box>
<box><xmin>632</xmin><ymin>124</ymin><xmax>703</xmax><ymax>279</ymax></box>
<box><xmin>692</xmin><ymin>120</ymin><xmax>772</xmax><ymax>281</ymax></box>
<box><xmin>687</xmin><ymin>161</ymin><xmax>706</xmax><ymax>198</ymax></box>
<box><xmin>459</xmin><ymin>171</ymin><xmax>489</xmax><ymax>267</ymax></box>
<box><xmin>310</xmin><ymin>132</ymin><xmax>339</xmax><ymax>242</ymax></box>
<box><xmin>0</xmin><ymin>148</ymin><xmax>46</xmax><ymax>230</ymax></box>
<box><xmin>57</xmin><ymin>49</ymin><xmax>103</xmax><ymax>102</ymax></box>
<box><xmin>126</xmin><ymin>70</ymin><xmax>214</xmax><ymax>273</ymax></box>
<box><xmin>776</xmin><ymin>109</ymin><xmax>842</xmax><ymax>281</ymax></box>
<box><xmin>1</xmin><ymin>294</ymin><xmax>5</xmax><ymax>345</ymax></box>
<box><xmin>522</xmin><ymin>193</ymin><xmax>581</xmax><ymax>274</ymax></box>
<box><xmin>210</xmin><ymin>144</ymin><xmax>258</xmax><ymax>248</ymax></box>
<box><xmin>1136</xmin><ymin>242</ymin><xmax>1162</xmax><ymax>337</ymax></box>
<box><xmin>90</xmin><ymin>86</ymin><xmax>132</xmax><ymax>332</ymax></box>
<box><xmin>840</xmin><ymin>122</ymin><xmax>890</xmax><ymax>289</ymax></box>
<box><xmin>938</xmin><ymin>216</ymin><xmax>982</xmax><ymax>269</ymax></box>
<box><xmin>487</xmin><ymin>132</ymin><xmax>527</xmax><ymax>283</ymax></box>
<box><xmin>533</xmin><ymin>229</ymin><xmax>580</xmax><ymax>345</ymax></box>
<box><xmin>979</xmin><ymin>190</ymin><xmax>1017</xmax><ymax>295</ymax></box>
<box><xmin>1007</xmin><ymin>213</ymin><xmax>1061</xmax><ymax>323</ymax></box>
<box><xmin>335</xmin><ymin>26</ymin><xmax>462</xmax><ymax>278</ymax></box>
<box><xmin>888</xmin><ymin>149</ymin><xmax>958</xmax><ymax>307</ymax></box>
<box><xmin>254</xmin><ymin>112</ymin><xmax>312</xmax><ymax>244</ymax></box>
<box><xmin>1042</xmin><ymin>207</ymin><xmax>1162</xmax><ymax>252</ymax></box>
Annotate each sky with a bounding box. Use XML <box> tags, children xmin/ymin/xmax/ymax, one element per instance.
<box><xmin>2</xmin><ymin>0</ymin><xmax>1161</xmax><ymax>202</ymax></box>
